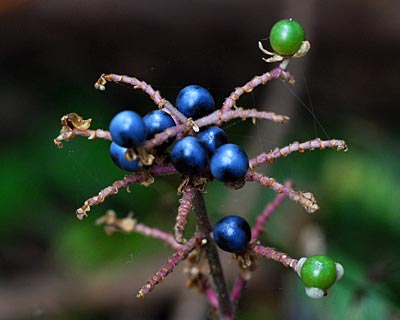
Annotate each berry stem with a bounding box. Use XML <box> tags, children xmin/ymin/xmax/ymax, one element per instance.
<box><xmin>220</xmin><ymin>67</ymin><xmax>291</xmax><ymax>113</ymax></box>
<box><xmin>76</xmin><ymin>164</ymin><xmax>177</xmax><ymax>219</ymax></box>
<box><xmin>191</xmin><ymin>189</ymin><xmax>234</xmax><ymax>320</ymax></box>
<box><xmin>54</xmin><ymin>128</ymin><xmax>112</xmax><ymax>147</ymax></box>
<box><xmin>54</xmin><ymin>107</ymin><xmax>290</xmax><ymax>152</ymax></box>
<box><xmin>137</xmin><ymin>234</ymin><xmax>201</xmax><ymax>299</ymax></box>
<box><xmin>204</xmin><ymin>283</ymin><xmax>219</xmax><ymax>309</ymax></box>
<box><xmin>96</xmin><ymin>210</ymin><xmax>182</xmax><ymax>250</ymax></box>
<box><xmin>251</xmin><ymin>180</ymin><xmax>293</xmax><ymax>239</ymax></box>
<box><xmin>246</xmin><ymin>171</ymin><xmax>319</xmax><ymax>214</ymax></box>
<box><xmin>252</xmin><ymin>244</ymin><xmax>297</xmax><ymax>269</ymax></box>
<box><xmin>200</xmin><ymin>107</ymin><xmax>290</xmax><ymax>126</ymax></box>
<box><xmin>94</xmin><ymin>73</ymin><xmax>188</xmax><ymax>124</ymax></box>
<box><xmin>174</xmin><ymin>184</ymin><xmax>196</xmax><ymax>243</ymax></box>
<box><xmin>250</xmin><ymin>138</ymin><xmax>348</xmax><ymax>168</ymax></box>
<box><xmin>144</xmin><ymin>107</ymin><xmax>289</xmax><ymax>150</ymax></box>
<box><xmin>230</xmin><ymin>275</ymin><xmax>246</xmax><ymax>304</ymax></box>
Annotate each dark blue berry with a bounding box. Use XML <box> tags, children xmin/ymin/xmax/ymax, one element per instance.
<box><xmin>197</xmin><ymin>126</ymin><xmax>228</xmax><ymax>154</ymax></box>
<box><xmin>171</xmin><ymin>136</ymin><xmax>208</xmax><ymax>177</ymax></box>
<box><xmin>109</xmin><ymin>142</ymin><xmax>141</xmax><ymax>172</ymax></box>
<box><xmin>213</xmin><ymin>215</ymin><xmax>251</xmax><ymax>253</ymax></box>
<box><xmin>109</xmin><ymin>110</ymin><xmax>147</xmax><ymax>148</ymax></box>
<box><xmin>143</xmin><ymin>110</ymin><xmax>176</xmax><ymax>147</ymax></box>
<box><xmin>176</xmin><ymin>85</ymin><xmax>215</xmax><ymax>119</ymax></box>
<box><xmin>210</xmin><ymin>144</ymin><xmax>249</xmax><ymax>183</ymax></box>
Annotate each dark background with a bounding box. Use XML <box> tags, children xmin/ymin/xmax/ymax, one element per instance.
<box><xmin>1</xmin><ymin>0</ymin><xmax>399</xmax><ymax>319</ymax></box>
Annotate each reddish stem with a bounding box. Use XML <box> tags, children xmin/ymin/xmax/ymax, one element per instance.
<box><xmin>251</xmin><ymin>180</ymin><xmax>293</xmax><ymax>239</ymax></box>
<box><xmin>137</xmin><ymin>234</ymin><xmax>201</xmax><ymax>299</ymax></box>
<box><xmin>250</xmin><ymin>138</ymin><xmax>348</xmax><ymax>168</ymax></box>
<box><xmin>192</xmin><ymin>189</ymin><xmax>234</xmax><ymax>320</ymax></box>
<box><xmin>230</xmin><ymin>275</ymin><xmax>246</xmax><ymax>304</ymax></box>
<box><xmin>221</xmin><ymin>67</ymin><xmax>288</xmax><ymax>113</ymax></box>
<box><xmin>246</xmin><ymin>171</ymin><xmax>319</xmax><ymax>214</ymax></box>
<box><xmin>95</xmin><ymin>73</ymin><xmax>188</xmax><ymax>124</ymax></box>
<box><xmin>252</xmin><ymin>244</ymin><xmax>297</xmax><ymax>270</ymax></box>
<box><xmin>174</xmin><ymin>184</ymin><xmax>196</xmax><ymax>243</ymax></box>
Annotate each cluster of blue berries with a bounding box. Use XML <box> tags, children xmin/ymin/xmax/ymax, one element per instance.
<box><xmin>108</xmin><ymin>85</ymin><xmax>249</xmax><ymax>186</ymax></box>
<box><xmin>55</xmin><ymin>18</ymin><xmax>346</xmax><ymax>307</ymax></box>
<box><xmin>108</xmin><ymin>85</ymin><xmax>253</xmax><ymax>254</ymax></box>
<box><xmin>109</xmin><ymin>109</ymin><xmax>175</xmax><ymax>171</ymax></box>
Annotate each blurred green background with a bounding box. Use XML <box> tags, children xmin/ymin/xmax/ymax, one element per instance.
<box><xmin>1</xmin><ymin>0</ymin><xmax>399</xmax><ymax>319</ymax></box>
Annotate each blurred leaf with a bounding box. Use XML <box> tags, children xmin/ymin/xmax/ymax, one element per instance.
<box><xmin>54</xmin><ymin>219</ymin><xmax>170</xmax><ymax>271</ymax></box>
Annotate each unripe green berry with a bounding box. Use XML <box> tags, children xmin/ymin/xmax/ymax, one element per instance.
<box><xmin>269</xmin><ymin>19</ymin><xmax>305</xmax><ymax>56</ymax></box>
<box><xmin>300</xmin><ymin>255</ymin><xmax>337</xmax><ymax>290</ymax></box>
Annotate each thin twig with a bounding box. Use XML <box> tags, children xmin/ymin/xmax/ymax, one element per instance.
<box><xmin>192</xmin><ymin>189</ymin><xmax>234</xmax><ymax>320</ymax></box>
<box><xmin>246</xmin><ymin>171</ymin><xmax>319</xmax><ymax>214</ymax></box>
<box><xmin>96</xmin><ymin>210</ymin><xmax>181</xmax><ymax>250</ymax></box>
<box><xmin>220</xmin><ymin>67</ymin><xmax>292</xmax><ymax>113</ymax></box>
<box><xmin>144</xmin><ymin>107</ymin><xmax>289</xmax><ymax>150</ymax></box>
<box><xmin>252</xmin><ymin>244</ymin><xmax>297</xmax><ymax>270</ymax></box>
<box><xmin>137</xmin><ymin>234</ymin><xmax>201</xmax><ymax>299</ymax></box>
<box><xmin>94</xmin><ymin>73</ymin><xmax>188</xmax><ymax>124</ymax></box>
<box><xmin>174</xmin><ymin>184</ymin><xmax>196</xmax><ymax>244</ymax></box>
<box><xmin>230</xmin><ymin>275</ymin><xmax>247</xmax><ymax>305</ymax></box>
<box><xmin>76</xmin><ymin>165</ymin><xmax>176</xmax><ymax>219</ymax></box>
<box><xmin>250</xmin><ymin>138</ymin><xmax>348</xmax><ymax>168</ymax></box>
<box><xmin>251</xmin><ymin>180</ymin><xmax>293</xmax><ymax>239</ymax></box>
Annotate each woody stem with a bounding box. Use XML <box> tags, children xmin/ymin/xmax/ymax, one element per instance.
<box><xmin>192</xmin><ymin>189</ymin><xmax>233</xmax><ymax>320</ymax></box>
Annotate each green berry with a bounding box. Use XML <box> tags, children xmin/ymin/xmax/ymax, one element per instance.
<box><xmin>300</xmin><ymin>255</ymin><xmax>337</xmax><ymax>290</ymax></box>
<box><xmin>269</xmin><ymin>19</ymin><xmax>305</xmax><ymax>56</ymax></box>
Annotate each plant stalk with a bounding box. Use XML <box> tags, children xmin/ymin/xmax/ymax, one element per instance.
<box><xmin>192</xmin><ymin>189</ymin><xmax>233</xmax><ymax>320</ymax></box>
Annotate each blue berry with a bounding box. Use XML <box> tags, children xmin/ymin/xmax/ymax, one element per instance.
<box><xmin>171</xmin><ymin>136</ymin><xmax>208</xmax><ymax>177</ymax></box>
<box><xmin>213</xmin><ymin>215</ymin><xmax>251</xmax><ymax>253</ymax></box>
<box><xmin>210</xmin><ymin>144</ymin><xmax>249</xmax><ymax>183</ymax></box>
<box><xmin>109</xmin><ymin>110</ymin><xmax>147</xmax><ymax>148</ymax></box>
<box><xmin>197</xmin><ymin>126</ymin><xmax>228</xmax><ymax>154</ymax></box>
<box><xmin>143</xmin><ymin>110</ymin><xmax>176</xmax><ymax>147</ymax></box>
<box><xmin>109</xmin><ymin>142</ymin><xmax>141</xmax><ymax>172</ymax></box>
<box><xmin>176</xmin><ymin>85</ymin><xmax>215</xmax><ymax>119</ymax></box>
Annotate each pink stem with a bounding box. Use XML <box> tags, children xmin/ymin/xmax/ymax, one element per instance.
<box><xmin>76</xmin><ymin>164</ymin><xmax>176</xmax><ymax>219</ymax></box>
<box><xmin>252</xmin><ymin>244</ymin><xmax>297</xmax><ymax>270</ymax></box>
<box><xmin>246</xmin><ymin>171</ymin><xmax>319</xmax><ymax>214</ymax></box>
<box><xmin>251</xmin><ymin>180</ymin><xmax>293</xmax><ymax>239</ymax></box>
<box><xmin>250</xmin><ymin>138</ymin><xmax>348</xmax><ymax>168</ymax></box>
<box><xmin>230</xmin><ymin>275</ymin><xmax>246</xmax><ymax>304</ymax></box>
<box><xmin>144</xmin><ymin>107</ymin><xmax>289</xmax><ymax>150</ymax></box>
<box><xmin>96</xmin><ymin>73</ymin><xmax>188</xmax><ymax>124</ymax></box>
<box><xmin>137</xmin><ymin>234</ymin><xmax>201</xmax><ymax>299</ymax></box>
<box><xmin>204</xmin><ymin>283</ymin><xmax>219</xmax><ymax>309</ymax></box>
<box><xmin>134</xmin><ymin>223</ymin><xmax>182</xmax><ymax>251</ymax></box>
<box><xmin>221</xmin><ymin>67</ymin><xmax>287</xmax><ymax>113</ymax></box>
<box><xmin>54</xmin><ymin>128</ymin><xmax>112</xmax><ymax>147</ymax></box>
<box><xmin>174</xmin><ymin>184</ymin><xmax>196</xmax><ymax>243</ymax></box>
